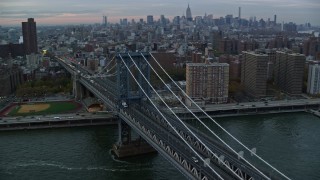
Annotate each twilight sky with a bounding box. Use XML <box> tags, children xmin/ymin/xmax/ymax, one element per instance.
<box><xmin>0</xmin><ymin>0</ymin><xmax>319</xmax><ymax>26</ymax></box>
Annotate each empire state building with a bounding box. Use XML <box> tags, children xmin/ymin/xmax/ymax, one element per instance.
<box><xmin>186</xmin><ymin>4</ymin><xmax>192</xmax><ymax>21</ymax></box>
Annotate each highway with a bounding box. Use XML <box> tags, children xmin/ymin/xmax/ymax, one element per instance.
<box><xmin>0</xmin><ymin>113</ymin><xmax>116</xmax><ymax>127</ymax></box>
<box><xmin>167</xmin><ymin>98</ymin><xmax>320</xmax><ymax>114</ymax></box>
<box><xmin>0</xmin><ymin>113</ymin><xmax>118</xmax><ymax>131</ymax></box>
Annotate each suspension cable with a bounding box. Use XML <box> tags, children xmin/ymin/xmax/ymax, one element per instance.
<box><xmin>119</xmin><ymin>54</ymin><xmax>224</xmax><ymax>180</ymax></box>
<box><xmin>140</xmin><ymin>53</ymin><xmax>268</xmax><ymax>179</ymax></box>
<box><xmin>107</xmin><ymin>63</ymin><xmax>117</xmax><ymax>73</ymax></box>
<box><xmin>98</xmin><ymin>54</ymin><xmax>116</xmax><ymax>75</ymax></box>
<box><xmin>149</xmin><ymin>52</ymin><xmax>291</xmax><ymax>180</ymax></box>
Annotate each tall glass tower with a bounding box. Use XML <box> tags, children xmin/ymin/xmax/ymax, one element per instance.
<box><xmin>186</xmin><ymin>4</ymin><xmax>192</xmax><ymax>21</ymax></box>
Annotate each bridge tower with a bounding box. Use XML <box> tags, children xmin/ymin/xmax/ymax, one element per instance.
<box><xmin>73</xmin><ymin>70</ymin><xmax>82</xmax><ymax>100</ymax></box>
<box><xmin>113</xmin><ymin>52</ymin><xmax>155</xmax><ymax>158</ymax></box>
<box><xmin>116</xmin><ymin>52</ymin><xmax>151</xmax><ymax>105</ymax></box>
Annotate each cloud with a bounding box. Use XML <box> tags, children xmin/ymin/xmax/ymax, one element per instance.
<box><xmin>0</xmin><ymin>0</ymin><xmax>319</xmax><ymax>25</ymax></box>
<box><xmin>0</xmin><ymin>9</ymin><xmax>102</xmax><ymax>19</ymax></box>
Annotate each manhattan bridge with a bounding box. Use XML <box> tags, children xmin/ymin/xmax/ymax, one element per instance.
<box><xmin>56</xmin><ymin>52</ymin><xmax>291</xmax><ymax>180</ymax></box>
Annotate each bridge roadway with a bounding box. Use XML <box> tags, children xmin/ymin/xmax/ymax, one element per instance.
<box><xmin>166</xmin><ymin>98</ymin><xmax>320</xmax><ymax>119</ymax></box>
<box><xmin>138</xmin><ymin>103</ymin><xmax>275</xmax><ymax>179</ymax></box>
<box><xmin>56</xmin><ymin>56</ymin><xmax>273</xmax><ymax>179</ymax></box>
<box><xmin>0</xmin><ymin>113</ymin><xmax>117</xmax><ymax>130</ymax></box>
<box><xmin>182</xmin><ymin>99</ymin><xmax>320</xmax><ymax>112</ymax></box>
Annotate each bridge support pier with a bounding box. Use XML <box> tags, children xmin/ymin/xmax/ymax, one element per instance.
<box><xmin>112</xmin><ymin>119</ymin><xmax>156</xmax><ymax>158</ymax></box>
<box><xmin>73</xmin><ymin>72</ymin><xmax>83</xmax><ymax>100</ymax></box>
<box><xmin>73</xmin><ymin>82</ymin><xmax>83</xmax><ymax>100</ymax></box>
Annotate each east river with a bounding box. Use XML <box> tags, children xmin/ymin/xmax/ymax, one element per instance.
<box><xmin>0</xmin><ymin>112</ymin><xmax>319</xmax><ymax>180</ymax></box>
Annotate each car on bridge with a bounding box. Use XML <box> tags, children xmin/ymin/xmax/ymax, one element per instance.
<box><xmin>192</xmin><ymin>157</ymin><xmax>198</xmax><ymax>163</ymax></box>
<box><xmin>122</xmin><ymin>101</ymin><xmax>128</xmax><ymax>108</ymax></box>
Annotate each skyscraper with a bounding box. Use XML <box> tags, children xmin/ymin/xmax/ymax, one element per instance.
<box><xmin>160</xmin><ymin>15</ymin><xmax>166</xmax><ymax>25</ymax></box>
<box><xmin>147</xmin><ymin>15</ymin><xmax>154</xmax><ymax>25</ymax></box>
<box><xmin>22</xmin><ymin>18</ymin><xmax>38</xmax><ymax>55</ymax></box>
<box><xmin>103</xmin><ymin>16</ymin><xmax>107</xmax><ymax>27</ymax></box>
<box><xmin>122</xmin><ymin>18</ymin><xmax>128</xmax><ymax>26</ymax></box>
<box><xmin>173</xmin><ymin>16</ymin><xmax>180</xmax><ymax>25</ymax></box>
<box><xmin>225</xmin><ymin>15</ymin><xmax>233</xmax><ymax>25</ymax></box>
<box><xmin>238</xmin><ymin>7</ymin><xmax>241</xmax><ymax>27</ymax></box>
<box><xmin>186</xmin><ymin>4</ymin><xmax>192</xmax><ymax>22</ymax></box>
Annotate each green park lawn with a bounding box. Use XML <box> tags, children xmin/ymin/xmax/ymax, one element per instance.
<box><xmin>8</xmin><ymin>101</ymin><xmax>80</xmax><ymax>116</ymax></box>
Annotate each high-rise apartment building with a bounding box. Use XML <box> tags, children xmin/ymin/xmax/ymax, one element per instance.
<box><xmin>0</xmin><ymin>65</ymin><xmax>24</xmax><ymax>96</ymax></box>
<box><xmin>191</xmin><ymin>52</ymin><xmax>202</xmax><ymax>63</ymax></box>
<box><xmin>274</xmin><ymin>51</ymin><xmax>305</xmax><ymax>94</ymax></box>
<box><xmin>186</xmin><ymin>4</ymin><xmax>192</xmax><ymax>22</ymax></box>
<box><xmin>241</xmin><ymin>51</ymin><xmax>268</xmax><ymax>97</ymax></box>
<box><xmin>219</xmin><ymin>37</ymin><xmax>238</xmax><ymax>54</ymax></box>
<box><xmin>307</xmin><ymin>64</ymin><xmax>320</xmax><ymax>95</ymax></box>
<box><xmin>186</xmin><ymin>62</ymin><xmax>229</xmax><ymax>104</ymax></box>
<box><xmin>22</xmin><ymin>18</ymin><xmax>38</xmax><ymax>55</ymax></box>
<box><xmin>303</xmin><ymin>37</ymin><xmax>320</xmax><ymax>57</ymax></box>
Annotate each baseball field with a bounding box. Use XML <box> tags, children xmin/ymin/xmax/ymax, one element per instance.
<box><xmin>7</xmin><ymin>101</ymin><xmax>81</xmax><ymax>116</ymax></box>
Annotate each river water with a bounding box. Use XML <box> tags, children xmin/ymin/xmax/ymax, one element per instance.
<box><xmin>0</xmin><ymin>112</ymin><xmax>319</xmax><ymax>180</ymax></box>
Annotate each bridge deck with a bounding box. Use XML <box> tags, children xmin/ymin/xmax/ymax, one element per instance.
<box><xmin>0</xmin><ymin>113</ymin><xmax>117</xmax><ymax>131</ymax></box>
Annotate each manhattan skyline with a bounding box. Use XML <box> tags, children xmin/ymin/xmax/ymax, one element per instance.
<box><xmin>0</xmin><ymin>0</ymin><xmax>319</xmax><ymax>26</ymax></box>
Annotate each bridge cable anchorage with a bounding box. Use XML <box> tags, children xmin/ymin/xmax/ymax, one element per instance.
<box><xmin>138</xmin><ymin>53</ymin><xmax>250</xmax><ymax>179</ymax></box>
<box><xmin>148</xmin><ymin>52</ymin><xmax>291</xmax><ymax>180</ymax></box>
<box><xmin>119</xmin><ymin>54</ymin><xmax>224</xmax><ymax>180</ymax></box>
